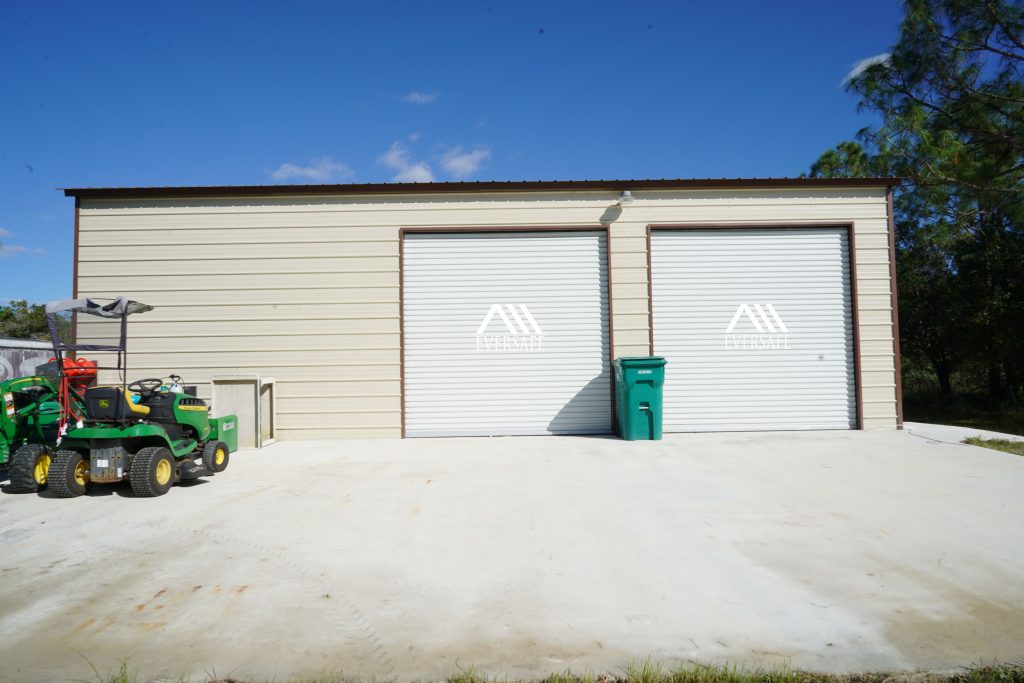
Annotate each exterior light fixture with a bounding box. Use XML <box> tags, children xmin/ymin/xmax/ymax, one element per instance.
<box><xmin>616</xmin><ymin>190</ymin><xmax>635</xmax><ymax>206</ymax></box>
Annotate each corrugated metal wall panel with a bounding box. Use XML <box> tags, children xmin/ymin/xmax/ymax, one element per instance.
<box><xmin>651</xmin><ymin>228</ymin><xmax>856</xmax><ymax>431</ymax></box>
<box><xmin>402</xmin><ymin>232</ymin><xmax>611</xmax><ymax>437</ymax></box>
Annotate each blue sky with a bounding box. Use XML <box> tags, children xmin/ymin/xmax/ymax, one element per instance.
<box><xmin>0</xmin><ymin>0</ymin><xmax>902</xmax><ymax>303</ymax></box>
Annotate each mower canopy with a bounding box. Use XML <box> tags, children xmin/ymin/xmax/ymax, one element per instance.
<box><xmin>45</xmin><ymin>297</ymin><xmax>152</xmax><ymax>318</ymax></box>
<box><xmin>45</xmin><ymin>297</ymin><xmax>153</xmax><ymax>354</ymax></box>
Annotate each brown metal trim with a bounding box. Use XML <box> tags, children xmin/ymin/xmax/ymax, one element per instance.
<box><xmin>72</xmin><ymin>197</ymin><xmax>80</xmax><ymax>346</ymax></box>
<box><xmin>847</xmin><ymin>223</ymin><xmax>864</xmax><ymax>431</ymax></box>
<box><xmin>646</xmin><ymin>225</ymin><xmax>655</xmax><ymax>355</ymax></box>
<box><xmin>401</xmin><ymin>225</ymin><xmax>613</xmax><ymax>234</ymax></box>
<box><xmin>887</xmin><ymin>190</ymin><xmax>905</xmax><ymax>429</ymax></box>
<box><xmin>604</xmin><ymin>227</ymin><xmax>615</xmax><ymax>363</ymax></box>
<box><xmin>63</xmin><ymin>177</ymin><xmax>901</xmax><ymax>200</ymax></box>
<box><xmin>398</xmin><ymin>230</ymin><xmax>407</xmax><ymax>438</ymax></box>
<box><xmin>649</xmin><ymin>221</ymin><xmax>856</xmax><ymax>230</ymax></box>
<box><xmin>646</xmin><ymin>222</ymin><xmax>864</xmax><ymax>430</ymax></box>
<box><xmin>605</xmin><ymin>225</ymin><xmax>617</xmax><ymax>429</ymax></box>
<box><xmin>72</xmin><ymin>197</ymin><xmax>80</xmax><ymax>298</ymax></box>
<box><xmin>398</xmin><ymin>225</ymin><xmax>614</xmax><ymax>437</ymax></box>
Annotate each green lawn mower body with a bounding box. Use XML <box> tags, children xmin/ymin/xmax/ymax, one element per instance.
<box><xmin>55</xmin><ymin>388</ymin><xmax>238</xmax><ymax>497</ymax></box>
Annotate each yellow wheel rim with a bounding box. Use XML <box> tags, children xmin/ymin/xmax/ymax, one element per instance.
<box><xmin>73</xmin><ymin>459</ymin><xmax>89</xmax><ymax>486</ymax></box>
<box><xmin>155</xmin><ymin>458</ymin><xmax>172</xmax><ymax>486</ymax></box>
<box><xmin>35</xmin><ymin>453</ymin><xmax>51</xmax><ymax>485</ymax></box>
<box><xmin>215</xmin><ymin>448</ymin><xmax>225</xmax><ymax>466</ymax></box>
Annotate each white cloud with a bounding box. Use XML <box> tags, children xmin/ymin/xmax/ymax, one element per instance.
<box><xmin>379</xmin><ymin>141</ymin><xmax>435</xmax><ymax>183</ymax></box>
<box><xmin>270</xmin><ymin>157</ymin><xmax>354</xmax><ymax>182</ymax></box>
<box><xmin>408</xmin><ymin>132</ymin><xmax>422</xmax><ymax>142</ymax></box>
<box><xmin>0</xmin><ymin>228</ymin><xmax>45</xmax><ymax>257</ymax></box>
<box><xmin>400</xmin><ymin>91</ymin><xmax>441</xmax><ymax>105</ymax></box>
<box><xmin>441</xmin><ymin>145</ymin><xmax>491</xmax><ymax>179</ymax></box>
<box><xmin>0</xmin><ymin>244</ymin><xmax>46</xmax><ymax>257</ymax></box>
<box><xmin>844</xmin><ymin>53</ymin><xmax>891</xmax><ymax>83</ymax></box>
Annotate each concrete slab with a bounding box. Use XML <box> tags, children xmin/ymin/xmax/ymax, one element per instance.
<box><xmin>1</xmin><ymin>429</ymin><xmax>1023</xmax><ymax>682</ymax></box>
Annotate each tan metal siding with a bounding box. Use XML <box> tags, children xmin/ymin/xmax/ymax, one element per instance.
<box><xmin>77</xmin><ymin>187</ymin><xmax>898</xmax><ymax>439</ymax></box>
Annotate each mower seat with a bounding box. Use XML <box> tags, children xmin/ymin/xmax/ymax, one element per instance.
<box><xmin>85</xmin><ymin>387</ymin><xmax>151</xmax><ymax>420</ymax></box>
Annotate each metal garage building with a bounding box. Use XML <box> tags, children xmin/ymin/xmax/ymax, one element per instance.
<box><xmin>65</xmin><ymin>178</ymin><xmax>903</xmax><ymax>439</ymax></box>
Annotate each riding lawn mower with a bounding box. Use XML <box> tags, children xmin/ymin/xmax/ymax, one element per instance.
<box><xmin>41</xmin><ymin>297</ymin><xmax>238</xmax><ymax>497</ymax></box>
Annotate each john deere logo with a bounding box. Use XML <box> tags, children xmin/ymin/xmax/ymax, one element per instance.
<box><xmin>724</xmin><ymin>303</ymin><xmax>790</xmax><ymax>350</ymax></box>
<box><xmin>476</xmin><ymin>304</ymin><xmax>544</xmax><ymax>352</ymax></box>
<box><xmin>98</xmin><ymin>399</ymin><xmax>110</xmax><ymax>408</ymax></box>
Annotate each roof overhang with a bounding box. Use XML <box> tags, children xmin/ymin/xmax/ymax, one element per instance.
<box><xmin>63</xmin><ymin>177</ymin><xmax>901</xmax><ymax>200</ymax></box>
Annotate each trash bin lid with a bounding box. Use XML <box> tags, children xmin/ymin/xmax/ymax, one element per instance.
<box><xmin>614</xmin><ymin>356</ymin><xmax>667</xmax><ymax>366</ymax></box>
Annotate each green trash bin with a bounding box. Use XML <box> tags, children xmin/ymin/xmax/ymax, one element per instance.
<box><xmin>613</xmin><ymin>356</ymin><xmax>667</xmax><ymax>440</ymax></box>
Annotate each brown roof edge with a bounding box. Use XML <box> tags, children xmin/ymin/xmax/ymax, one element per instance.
<box><xmin>62</xmin><ymin>177</ymin><xmax>901</xmax><ymax>200</ymax></box>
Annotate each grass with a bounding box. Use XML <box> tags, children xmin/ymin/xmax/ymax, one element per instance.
<box><xmin>963</xmin><ymin>436</ymin><xmax>1024</xmax><ymax>456</ymax></box>
<box><xmin>82</xmin><ymin>659</ymin><xmax>136</xmax><ymax>683</ymax></box>
<box><xmin>83</xmin><ymin>662</ymin><xmax>1024</xmax><ymax>683</ymax></box>
<box><xmin>952</xmin><ymin>666</ymin><xmax>1024</xmax><ymax>683</ymax></box>
<box><xmin>461</xmin><ymin>663</ymin><xmax>1024</xmax><ymax>683</ymax></box>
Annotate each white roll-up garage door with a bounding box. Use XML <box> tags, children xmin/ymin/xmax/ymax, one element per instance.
<box><xmin>651</xmin><ymin>228</ymin><xmax>856</xmax><ymax>431</ymax></box>
<box><xmin>403</xmin><ymin>231</ymin><xmax>611</xmax><ymax>437</ymax></box>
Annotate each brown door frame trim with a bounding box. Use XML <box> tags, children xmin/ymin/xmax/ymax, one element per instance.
<box><xmin>886</xmin><ymin>191</ymin><xmax>905</xmax><ymax>428</ymax></box>
<box><xmin>398</xmin><ymin>225</ymin><xmax>615</xmax><ymax>438</ymax></box>
<box><xmin>646</xmin><ymin>222</ymin><xmax>865</xmax><ymax>431</ymax></box>
<box><xmin>72</xmin><ymin>197</ymin><xmax>80</xmax><ymax>345</ymax></box>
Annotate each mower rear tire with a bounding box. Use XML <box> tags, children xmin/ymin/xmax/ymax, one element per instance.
<box><xmin>49</xmin><ymin>449</ymin><xmax>90</xmax><ymax>498</ymax></box>
<box><xmin>202</xmin><ymin>441</ymin><xmax>229</xmax><ymax>473</ymax></box>
<box><xmin>129</xmin><ymin>447</ymin><xmax>176</xmax><ymax>497</ymax></box>
<box><xmin>8</xmin><ymin>444</ymin><xmax>53</xmax><ymax>493</ymax></box>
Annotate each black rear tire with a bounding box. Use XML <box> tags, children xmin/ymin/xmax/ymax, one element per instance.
<box><xmin>201</xmin><ymin>441</ymin><xmax>229</xmax><ymax>473</ymax></box>
<box><xmin>129</xmin><ymin>447</ymin><xmax>176</xmax><ymax>497</ymax></box>
<box><xmin>8</xmin><ymin>444</ymin><xmax>53</xmax><ymax>493</ymax></box>
<box><xmin>49</xmin><ymin>450</ymin><xmax>90</xmax><ymax>498</ymax></box>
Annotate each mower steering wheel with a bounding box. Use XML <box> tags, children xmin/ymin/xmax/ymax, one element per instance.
<box><xmin>128</xmin><ymin>378</ymin><xmax>164</xmax><ymax>398</ymax></box>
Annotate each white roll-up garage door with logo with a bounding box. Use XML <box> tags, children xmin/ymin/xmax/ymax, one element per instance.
<box><xmin>403</xmin><ymin>231</ymin><xmax>611</xmax><ymax>437</ymax></box>
<box><xmin>651</xmin><ymin>228</ymin><xmax>856</xmax><ymax>431</ymax></box>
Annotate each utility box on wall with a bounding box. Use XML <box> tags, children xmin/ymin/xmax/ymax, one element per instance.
<box><xmin>211</xmin><ymin>374</ymin><xmax>276</xmax><ymax>448</ymax></box>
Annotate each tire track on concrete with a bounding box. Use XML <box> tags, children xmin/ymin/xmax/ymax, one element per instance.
<box><xmin>137</xmin><ymin>517</ymin><xmax>395</xmax><ymax>677</ymax></box>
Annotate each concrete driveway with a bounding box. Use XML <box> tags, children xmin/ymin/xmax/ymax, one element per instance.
<box><xmin>1</xmin><ymin>429</ymin><xmax>1023</xmax><ymax>682</ymax></box>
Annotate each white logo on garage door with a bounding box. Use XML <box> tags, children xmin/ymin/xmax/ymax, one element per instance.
<box><xmin>724</xmin><ymin>303</ymin><xmax>790</xmax><ymax>350</ymax></box>
<box><xmin>476</xmin><ymin>304</ymin><xmax>544</xmax><ymax>351</ymax></box>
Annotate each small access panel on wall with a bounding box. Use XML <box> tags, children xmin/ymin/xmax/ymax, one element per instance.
<box><xmin>211</xmin><ymin>374</ymin><xmax>277</xmax><ymax>448</ymax></box>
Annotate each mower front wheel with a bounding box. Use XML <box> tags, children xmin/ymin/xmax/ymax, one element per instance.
<box><xmin>129</xmin><ymin>447</ymin><xmax>176</xmax><ymax>497</ymax></box>
<box><xmin>201</xmin><ymin>441</ymin><xmax>229</xmax><ymax>473</ymax></box>
<box><xmin>49</xmin><ymin>450</ymin><xmax>91</xmax><ymax>498</ymax></box>
<box><xmin>8</xmin><ymin>444</ymin><xmax>53</xmax><ymax>493</ymax></box>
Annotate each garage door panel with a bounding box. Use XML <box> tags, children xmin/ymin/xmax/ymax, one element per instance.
<box><xmin>403</xmin><ymin>231</ymin><xmax>612</xmax><ymax>437</ymax></box>
<box><xmin>652</xmin><ymin>228</ymin><xmax>856</xmax><ymax>432</ymax></box>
